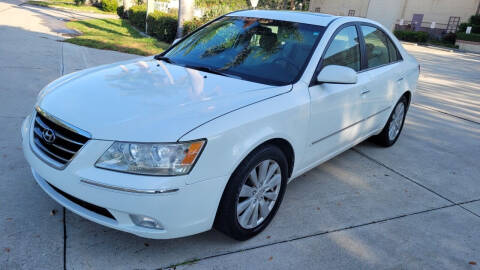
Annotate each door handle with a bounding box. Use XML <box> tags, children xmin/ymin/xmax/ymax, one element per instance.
<box><xmin>360</xmin><ymin>89</ymin><xmax>370</xmax><ymax>95</ymax></box>
<box><xmin>396</xmin><ymin>77</ymin><xmax>404</xmax><ymax>83</ymax></box>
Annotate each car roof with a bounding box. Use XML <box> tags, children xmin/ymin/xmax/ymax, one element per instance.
<box><xmin>227</xmin><ymin>10</ymin><xmax>338</xmax><ymax>27</ymax></box>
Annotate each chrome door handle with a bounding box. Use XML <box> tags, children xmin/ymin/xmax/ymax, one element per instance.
<box><xmin>360</xmin><ymin>89</ymin><xmax>370</xmax><ymax>95</ymax></box>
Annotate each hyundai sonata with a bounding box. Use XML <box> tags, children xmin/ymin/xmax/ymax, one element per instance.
<box><xmin>22</xmin><ymin>10</ymin><xmax>419</xmax><ymax>240</ymax></box>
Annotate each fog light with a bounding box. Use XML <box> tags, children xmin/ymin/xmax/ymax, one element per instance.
<box><xmin>130</xmin><ymin>214</ymin><xmax>164</xmax><ymax>230</ymax></box>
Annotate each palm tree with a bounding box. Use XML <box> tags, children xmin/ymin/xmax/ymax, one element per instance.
<box><xmin>176</xmin><ymin>0</ymin><xmax>194</xmax><ymax>39</ymax></box>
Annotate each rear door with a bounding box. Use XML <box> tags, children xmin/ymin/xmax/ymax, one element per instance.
<box><xmin>358</xmin><ymin>24</ymin><xmax>404</xmax><ymax>132</ymax></box>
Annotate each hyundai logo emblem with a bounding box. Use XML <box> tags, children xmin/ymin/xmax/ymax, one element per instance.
<box><xmin>42</xmin><ymin>128</ymin><xmax>56</xmax><ymax>144</ymax></box>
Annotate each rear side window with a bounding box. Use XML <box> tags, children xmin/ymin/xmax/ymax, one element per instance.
<box><xmin>360</xmin><ymin>25</ymin><xmax>389</xmax><ymax>68</ymax></box>
<box><xmin>322</xmin><ymin>26</ymin><xmax>361</xmax><ymax>71</ymax></box>
<box><xmin>387</xmin><ymin>38</ymin><xmax>400</xmax><ymax>62</ymax></box>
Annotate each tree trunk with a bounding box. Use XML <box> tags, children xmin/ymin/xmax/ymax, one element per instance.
<box><xmin>176</xmin><ymin>0</ymin><xmax>194</xmax><ymax>39</ymax></box>
<box><xmin>145</xmin><ymin>0</ymin><xmax>155</xmax><ymax>33</ymax></box>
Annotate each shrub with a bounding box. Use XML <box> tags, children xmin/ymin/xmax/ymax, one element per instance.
<box><xmin>459</xmin><ymin>23</ymin><xmax>469</xmax><ymax>32</ymax></box>
<box><xmin>458</xmin><ymin>15</ymin><xmax>480</xmax><ymax>34</ymax></box>
<box><xmin>456</xmin><ymin>32</ymin><xmax>480</xmax><ymax>43</ymax></box>
<box><xmin>74</xmin><ymin>0</ymin><xmax>85</xmax><ymax>6</ymax></box>
<box><xmin>459</xmin><ymin>23</ymin><xmax>480</xmax><ymax>34</ymax></box>
<box><xmin>116</xmin><ymin>5</ymin><xmax>126</xmax><ymax>18</ymax></box>
<box><xmin>442</xmin><ymin>32</ymin><xmax>456</xmax><ymax>44</ymax></box>
<box><xmin>470</xmin><ymin>15</ymin><xmax>480</xmax><ymax>25</ymax></box>
<box><xmin>183</xmin><ymin>18</ymin><xmax>207</xmax><ymax>36</ymax></box>
<box><xmin>393</xmin><ymin>30</ymin><xmax>428</xmax><ymax>43</ymax></box>
<box><xmin>101</xmin><ymin>0</ymin><xmax>117</xmax><ymax>12</ymax></box>
<box><xmin>195</xmin><ymin>0</ymin><xmax>248</xmax><ymax>20</ymax></box>
<box><xmin>147</xmin><ymin>11</ymin><xmax>178</xmax><ymax>43</ymax></box>
<box><xmin>127</xmin><ymin>4</ymin><xmax>147</xmax><ymax>31</ymax></box>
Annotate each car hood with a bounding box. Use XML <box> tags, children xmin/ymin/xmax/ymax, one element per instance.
<box><xmin>37</xmin><ymin>57</ymin><xmax>291</xmax><ymax>142</ymax></box>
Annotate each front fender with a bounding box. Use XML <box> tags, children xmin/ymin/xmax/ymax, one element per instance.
<box><xmin>180</xmin><ymin>83</ymin><xmax>311</xmax><ymax>185</ymax></box>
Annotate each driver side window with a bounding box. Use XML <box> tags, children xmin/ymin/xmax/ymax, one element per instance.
<box><xmin>322</xmin><ymin>26</ymin><xmax>361</xmax><ymax>72</ymax></box>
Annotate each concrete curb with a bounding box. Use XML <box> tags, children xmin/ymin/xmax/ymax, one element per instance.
<box><xmin>131</xmin><ymin>25</ymin><xmax>151</xmax><ymax>38</ymax></box>
<box><xmin>401</xmin><ymin>41</ymin><xmax>480</xmax><ymax>56</ymax></box>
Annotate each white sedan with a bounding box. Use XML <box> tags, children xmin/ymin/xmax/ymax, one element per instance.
<box><xmin>22</xmin><ymin>10</ymin><xmax>419</xmax><ymax>240</ymax></box>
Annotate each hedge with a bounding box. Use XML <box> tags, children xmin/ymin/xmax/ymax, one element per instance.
<box><xmin>470</xmin><ymin>15</ymin><xmax>480</xmax><ymax>25</ymax></box>
<box><xmin>183</xmin><ymin>18</ymin><xmax>207</xmax><ymax>35</ymax></box>
<box><xmin>101</xmin><ymin>0</ymin><xmax>117</xmax><ymax>12</ymax></box>
<box><xmin>393</xmin><ymin>30</ymin><xmax>429</xmax><ymax>43</ymax></box>
<box><xmin>459</xmin><ymin>23</ymin><xmax>480</xmax><ymax>34</ymax></box>
<box><xmin>126</xmin><ymin>5</ymin><xmax>210</xmax><ymax>43</ymax></box>
<box><xmin>127</xmin><ymin>4</ymin><xmax>147</xmax><ymax>31</ymax></box>
<box><xmin>195</xmin><ymin>0</ymin><xmax>248</xmax><ymax>20</ymax></box>
<box><xmin>117</xmin><ymin>5</ymin><xmax>126</xmax><ymax>18</ymax></box>
<box><xmin>456</xmin><ymin>32</ymin><xmax>480</xmax><ymax>43</ymax></box>
<box><xmin>147</xmin><ymin>11</ymin><xmax>178</xmax><ymax>43</ymax></box>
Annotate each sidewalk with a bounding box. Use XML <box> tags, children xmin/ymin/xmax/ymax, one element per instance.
<box><xmin>0</xmin><ymin>3</ymin><xmax>135</xmax><ymax>269</ymax></box>
<box><xmin>23</xmin><ymin>2</ymin><xmax>119</xmax><ymax>19</ymax></box>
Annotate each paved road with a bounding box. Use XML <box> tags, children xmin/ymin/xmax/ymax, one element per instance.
<box><xmin>1</xmin><ymin>3</ymin><xmax>479</xmax><ymax>269</ymax></box>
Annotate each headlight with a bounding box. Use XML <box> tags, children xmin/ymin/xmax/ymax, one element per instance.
<box><xmin>95</xmin><ymin>140</ymin><xmax>206</xmax><ymax>176</ymax></box>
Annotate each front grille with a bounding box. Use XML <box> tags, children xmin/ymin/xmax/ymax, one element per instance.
<box><xmin>47</xmin><ymin>182</ymin><xmax>116</xmax><ymax>220</ymax></box>
<box><xmin>32</xmin><ymin>110</ymin><xmax>89</xmax><ymax>167</ymax></box>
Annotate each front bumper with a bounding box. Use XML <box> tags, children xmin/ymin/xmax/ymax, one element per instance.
<box><xmin>21</xmin><ymin>114</ymin><xmax>227</xmax><ymax>239</ymax></box>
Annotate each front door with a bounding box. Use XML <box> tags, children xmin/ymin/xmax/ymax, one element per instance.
<box><xmin>306</xmin><ymin>25</ymin><xmax>369</xmax><ymax>165</ymax></box>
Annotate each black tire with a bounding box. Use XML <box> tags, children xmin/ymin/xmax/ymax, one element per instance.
<box><xmin>371</xmin><ymin>96</ymin><xmax>409</xmax><ymax>147</ymax></box>
<box><xmin>214</xmin><ymin>144</ymin><xmax>288</xmax><ymax>241</ymax></box>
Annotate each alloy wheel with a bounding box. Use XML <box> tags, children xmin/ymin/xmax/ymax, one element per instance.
<box><xmin>388</xmin><ymin>102</ymin><xmax>405</xmax><ymax>141</ymax></box>
<box><xmin>236</xmin><ymin>160</ymin><xmax>282</xmax><ymax>229</ymax></box>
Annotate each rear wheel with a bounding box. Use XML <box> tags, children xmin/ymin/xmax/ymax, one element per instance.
<box><xmin>214</xmin><ymin>144</ymin><xmax>288</xmax><ymax>240</ymax></box>
<box><xmin>372</xmin><ymin>96</ymin><xmax>408</xmax><ymax>147</ymax></box>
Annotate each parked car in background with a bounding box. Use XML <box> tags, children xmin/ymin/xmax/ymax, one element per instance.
<box><xmin>22</xmin><ymin>10</ymin><xmax>419</xmax><ymax>240</ymax></box>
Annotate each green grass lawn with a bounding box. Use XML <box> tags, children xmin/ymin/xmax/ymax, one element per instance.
<box><xmin>27</xmin><ymin>0</ymin><xmax>114</xmax><ymax>14</ymax></box>
<box><xmin>65</xmin><ymin>19</ymin><xmax>170</xmax><ymax>55</ymax></box>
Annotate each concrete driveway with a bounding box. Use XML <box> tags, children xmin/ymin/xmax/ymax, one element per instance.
<box><xmin>1</xmin><ymin>2</ymin><xmax>480</xmax><ymax>269</ymax></box>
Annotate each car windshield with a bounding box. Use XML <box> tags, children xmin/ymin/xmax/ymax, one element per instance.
<box><xmin>163</xmin><ymin>16</ymin><xmax>326</xmax><ymax>86</ymax></box>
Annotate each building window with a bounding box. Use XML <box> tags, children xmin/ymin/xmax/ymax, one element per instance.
<box><xmin>446</xmin><ymin>16</ymin><xmax>461</xmax><ymax>32</ymax></box>
<box><xmin>348</xmin><ymin>10</ymin><xmax>355</xmax><ymax>16</ymax></box>
<box><xmin>315</xmin><ymin>7</ymin><xmax>321</xmax><ymax>13</ymax></box>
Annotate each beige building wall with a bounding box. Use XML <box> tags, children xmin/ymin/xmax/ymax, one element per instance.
<box><xmin>308</xmin><ymin>0</ymin><xmax>369</xmax><ymax>17</ymax></box>
<box><xmin>400</xmin><ymin>0</ymin><xmax>479</xmax><ymax>24</ymax></box>
<box><xmin>310</xmin><ymin>0</ymin><xmax>480</xmax><ymax>30</ymax></box>
<box><xmin>366</xmin><ymin>0</ymin><xmax>406</xmax><ymax>30</ymax></box>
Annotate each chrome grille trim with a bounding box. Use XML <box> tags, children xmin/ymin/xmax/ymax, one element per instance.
<box><xmin>33</xmin><ymin>137</ymin><xmax>70</xmax><ymax>163</ymax></box>
<box><xmin>30</xmin><ymin>107</ymin><xmax>91</xmax><ymax>169</ymax></box>
<box><xmin>35</xmin><ymin>106</ymin><xmax>91</xmax><ymax>138</ymax></box>
<box><xmin>35</xmin><ymin>117</ymin><xmax>85</xmax><ymax>146</ymax></box>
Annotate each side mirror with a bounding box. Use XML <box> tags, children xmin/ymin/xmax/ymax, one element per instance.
<box><xmin>172</xmin><ymin>38</ymin><xmax>181</xmax><ymax>45</ymax></box>
<box><xmin>316</xmin><ymin>65</ymin><xmax>357</xmax><ymax>84</ymax></box>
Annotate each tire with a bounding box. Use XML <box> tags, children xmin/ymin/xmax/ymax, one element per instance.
<box><xmin>214</xmin><ymin>144</ymin><xmax>288</xmax><ymax>241</ymax></box>
<box><xmin>371</xmin><ymin>96</ymin><xmax>408</xmax><ymax>147</ymax></box>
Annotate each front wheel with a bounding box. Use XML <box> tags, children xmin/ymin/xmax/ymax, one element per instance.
<box><xmin>371</xmin><ymin>96</ymin><xmax>408</xmax><ymax>147</ymax></box>
<box><xmin>214</xmin><ymin>145</ymin><xmax>288</xmax><ymax>240</ymax></box>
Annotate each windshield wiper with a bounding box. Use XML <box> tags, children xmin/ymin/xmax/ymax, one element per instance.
<box><xmin>184</xmin><ymin>65</ymin><xmax>233</xmax><ymax>77</ymax></box>
<box><xmin>154</xmin><ymin>55</ymin><xmax>175</xmax><ymax>64</ymax></box>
